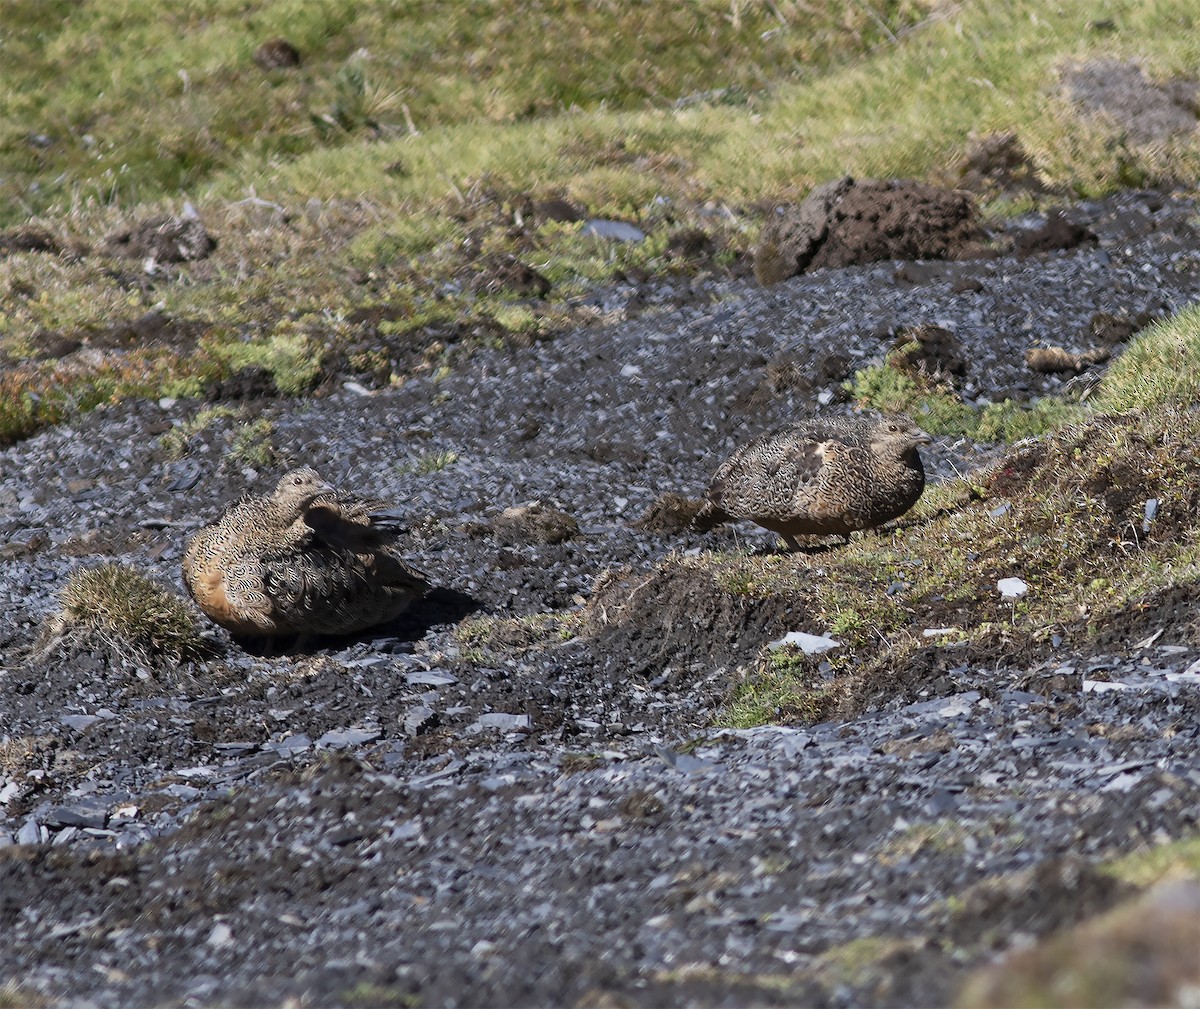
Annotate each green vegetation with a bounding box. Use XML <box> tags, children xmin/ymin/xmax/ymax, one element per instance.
<box><xmin>49</xmin><ymin>563</ymin><xmax>210</xmax><ymax>665</ymax></box>
<box><xmin>398</xmin><ymin>450</ymin><xmax>459</xmax><ymax>477</ymax></box>
<box><xmin>726</xmin><ymin>644</ymin><xmax>839</xmax><ymax>728</ymax></box>
<box><xmin>158</xmin><ymin>406</ymin><xmax>277</xmax><ymax>467</ymax></box>
<box><xmin>1</xmin><ymin>0</ymin><xmax>1197</xmax><ymax>445</ymax></box>
<box><xmin>852</xmin><ymin>304</ymin><xmax>1200</xmax><ymax>442</ymax></box>
<box><xmin>851</xmin><ymin>362</ymin><xmax>1088</xmax><ymax>442</ymax></box>
<box><xmin>1102</xmin><ymin>836</ymin><xmax>1200</xmax><ymax>887</ymax></box>
<box><xmin>1092</xmin><ymin>304</ymin><xmax>1200</xmax><ymax>412</ymax></box>
<box><xmin>454</xmin><ymin>610</ymin><xmax>579</xmax><ymax>659</ymax></box>
<box><xmin>2</xmin><ymin>0</ymin><xmax>927</xmax><ymax>222</ymax></box>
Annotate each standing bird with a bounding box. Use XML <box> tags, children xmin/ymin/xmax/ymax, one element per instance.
<box><xmin>693</xmin><ymin>414</ymin><xmax>932</xmax><ymax>550</ymax></box>
<box><xmin>182</xmin><ymin>467</ymin><xmax>428</xmax><ymax>640</ymax></box>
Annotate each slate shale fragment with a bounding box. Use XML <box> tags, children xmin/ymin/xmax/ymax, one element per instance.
<box><xmin>953</xmin><ymin>131</ymin><xmax>1046</xmax><ymax>196</ymax></box>
<box><xmin>183</xmin><ymin>467</ymin><xmax>428</xmax><ymax>639</ymax></box>
<box><xmin>694</xmin><ymin>414</ymin><xmax>931</xmax><ymax>550</ymax></box>
<box><xmin>890</xmin><ymin>324</ymin><xmax>967</xmax><ymax>384</ymax></box>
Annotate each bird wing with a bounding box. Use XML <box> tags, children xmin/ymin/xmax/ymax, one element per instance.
<box><xmin>709</xmin><ymin>429</ymin><xmax>827</xmax><ymax>508</ymax></box>
<box><xmin>303</xmin><ymin>494</ymin><xmax>404</xmax><ymax>552</ymax></box>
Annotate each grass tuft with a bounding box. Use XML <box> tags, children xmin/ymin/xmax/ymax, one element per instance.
<box><xmin>48</xmin><ymin>563</ymin><xmax>211</xmax><ymax>665</ymax></box>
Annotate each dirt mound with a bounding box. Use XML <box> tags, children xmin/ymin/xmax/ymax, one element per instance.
<box><xmin>755</xmin><ymin>177</ymin><xmax>986</xmax><ymax>284</ymax></box>
<box><xmin>633</xmin><ymin>492</ymin><xmax>708</xmax><ymax>534</ymax></box>
<box><xmin>954</xmin><ymin>132</ymin><xmax>1046</xmax><ymax>196</ymax></box>
<box><xmin>253</xmin><ymin>38</ymin><xmax>301</xmax><ymax>70</ymax></box>
<box><xmin>890</xmin><ymin>324</ymin><xmax>967</xmax><ymax>384</ymax></box>
<box><xmin>987</xmin><ymin>412</ymin><xmax>1200</xmax><ymax>543</ymax></box>
<box><xmin>205</xmin><ymin>366</ymin><xmax>281</xmax><ymax>401</ymax></box>
<box><xmin>1062</xmin><ymin>59</ymin><xmax>1199</xmax><ymax>145</ymax></box>
<box><xmin>0</xmin><ymin>227</ymin><xmax>61</xmax><ymax>256</ymax></box>
<box><xmin>470</xmin><ymin>254</ymin><xmax>551</xmax><ymax>297</ymax></box>
<box><xmin>1088</xmin><ymin>580</ymin><xmax>1200</xmax><ymax>649</ymax></box>
<box><xmin>103</xmin><ymin>213</ymin><xmax>216</xmax><ymax>263</ymax></box>
<box><xmin>1015</xmin><ymin>210</ymin><xmax>1097</xmax><ymax>258</ymax></box>
<box><xmin>486</xmin><ymin>502</ymin><xmax>579</xmax><ymax>545</ymax></box>
<box><xmin>583</xmin><ymin>559</ymin><xmax>806</xmax><ymax>677</ymax></box>
<box><xmin>956</xmin><ymin>876</ymin><xmax>1199</xmax><ymax>1008</ymax></box>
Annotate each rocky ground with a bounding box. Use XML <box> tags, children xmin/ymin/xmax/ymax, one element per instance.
<box><xmin>2</xmin><ymin>188</ymin><xmax>1199</xmax><ymax>1007</ymax></box>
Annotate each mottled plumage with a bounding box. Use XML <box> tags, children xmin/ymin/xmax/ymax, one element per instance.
<box><xmin>182</xmin><ymin>467</ymin><xmax>427</xmax><ymax>639</ymax></box>
<box><xmin>694</xmin><ymin>415</ymin><xmax>931</xmax><ymax>550</ymax></box>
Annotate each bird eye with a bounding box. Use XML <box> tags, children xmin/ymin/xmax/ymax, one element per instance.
<box><xmin>888</xmin><ymin>424</ymin><xmax>898</xmax><ymax>432</ymax></box>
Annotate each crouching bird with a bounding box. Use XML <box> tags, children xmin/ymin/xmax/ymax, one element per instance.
<box><xmin>692</xmin><ymin>414</ymin><xmax>932</xmax><ymax>550</ymax></box>
<box><xmin>183</xmin><ymin>467</ymin><xmax>428</xmax><ymax>641</ymax></box>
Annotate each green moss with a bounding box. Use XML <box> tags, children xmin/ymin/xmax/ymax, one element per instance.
<box><xmin>229</xmin><ymin>417</ymin><xmax>277</xmax><ymax>467</ymax></box>
<box><xmin>338</xmin><ymin>982</ymin><xmax>418</xmax><ymax>1008</ymax></box>
<box><xmin>725</xmin><ymin>647</ymin><xmax>838</xmax><ymax>728</ymax></box>
<box><xmin>850</xmin><ymin>364</ymin><xmax>976</xmax><ymax>436</ymax></box>
<box><xmin>215</xmin><ymin>330</ymin><xmax>323</xmax><ymax>397</ymax></box>
<box><xmin>809</xmin><ymin>936</ymin><xmax>920</xmax><ymax>990</ymax></box>
<box><xmin>975</xmin><ymin>397</ymin><xmax>1086</xmax><ymax>442</ymax></box>
<box><xmin>158</xmin><ymin>405</ymin><xmax>240</xmax><ymax>460</ymax></box>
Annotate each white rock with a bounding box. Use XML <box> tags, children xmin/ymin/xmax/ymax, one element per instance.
<box><xmin>207</xmin><ymin>922</ymin><xmax>234</xmax><ymax>948</ymax></box>
<box><xmin>768</xmin><ymin>631</ymin><xmax>841</xmax><ymax>654</ymax></box>
<box><xmin>1083</xmin><ymin>679</ymin><xmax>1131</xmax><ymax>693</ymax></box>
<box><xmin>997</xmin><ymin>577</ymin><xmax>1028</xmax><ymax>598</ymax></box>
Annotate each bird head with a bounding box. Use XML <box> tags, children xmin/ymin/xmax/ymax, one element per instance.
<box><xmin>271</xmin><ymin>467</ymin><xmax>336</xmax><ymax>518</ymax></box>
<box><xmin>872</xmin><ymin>415</ymin><xmax>933</xmax><ymax>457</ymax></box>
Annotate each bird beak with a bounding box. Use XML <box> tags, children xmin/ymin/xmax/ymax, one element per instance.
<box><xmin>912</xmin><ymin>431</ymin><xmax>933</xmax><ymax>446</ymax></box>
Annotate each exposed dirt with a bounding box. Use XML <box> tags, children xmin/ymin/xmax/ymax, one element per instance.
<box><xmin>754</xmin><ymin>177</ymin><xmax>988</xmax><ymax>284</ymax></box>
<box><xmin>1063</xmin><ymin>59</ymin><xmax>1199</xmax><ymax>145</ymax></box>
<box><xmin>102</xmin><ymin>213</ymin><xmax>216</xmax><ymax>263</ymax></box>
<box><xmin>952</xmin><ymin>131</ymin><xmax>1047</xmax><ymax>197</ymax></box>
<box><xmin>2</xmin><ymin>190</ymin><xmax>1199</xmax><ymax>1008</ymax></box>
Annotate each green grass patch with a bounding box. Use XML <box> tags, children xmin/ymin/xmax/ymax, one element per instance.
<box><xmin>850</xmin><ymin>363</ymin><xmax>1087</xmax><ymax>442</ymax></box>
<box><xmin>1</xmin><ymin>0</ymin><xmax>931</xmax><ymax>224</ymax></box>
<box><xmin>213</xmin><ymin>327</ymin><xmax>324</xmax><ymax>396</ymax></box>
<box><xmin>1101</xmin><ymin>836</ymin><xmax>1200</xmax><ymax>887</ymax></box>
<box><xmin>1093</xmin><ymin>304</ymin><xmax>1200</xmax><ymax>413</ymax></box>
<box><xmin>725</xmin><ymin>646</ymin><xmax>839</xmax><ymax>728</ymax></box>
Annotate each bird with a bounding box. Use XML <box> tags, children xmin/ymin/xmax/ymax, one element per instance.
<box><xmin>182</xmin><ymin>467</ymin><xmax>428</xmax><ymax>640</ymax></box>
<box><xmin>692</xmin><ymin>414</ymin><xmax>932</xmax><ymax>550</ymax></box>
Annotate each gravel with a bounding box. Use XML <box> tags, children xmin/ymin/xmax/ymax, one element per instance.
<box><xmin>1</xmin><ymin>190</ymin><xmax>1198</xmax><ymax>1007</ymax></box>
